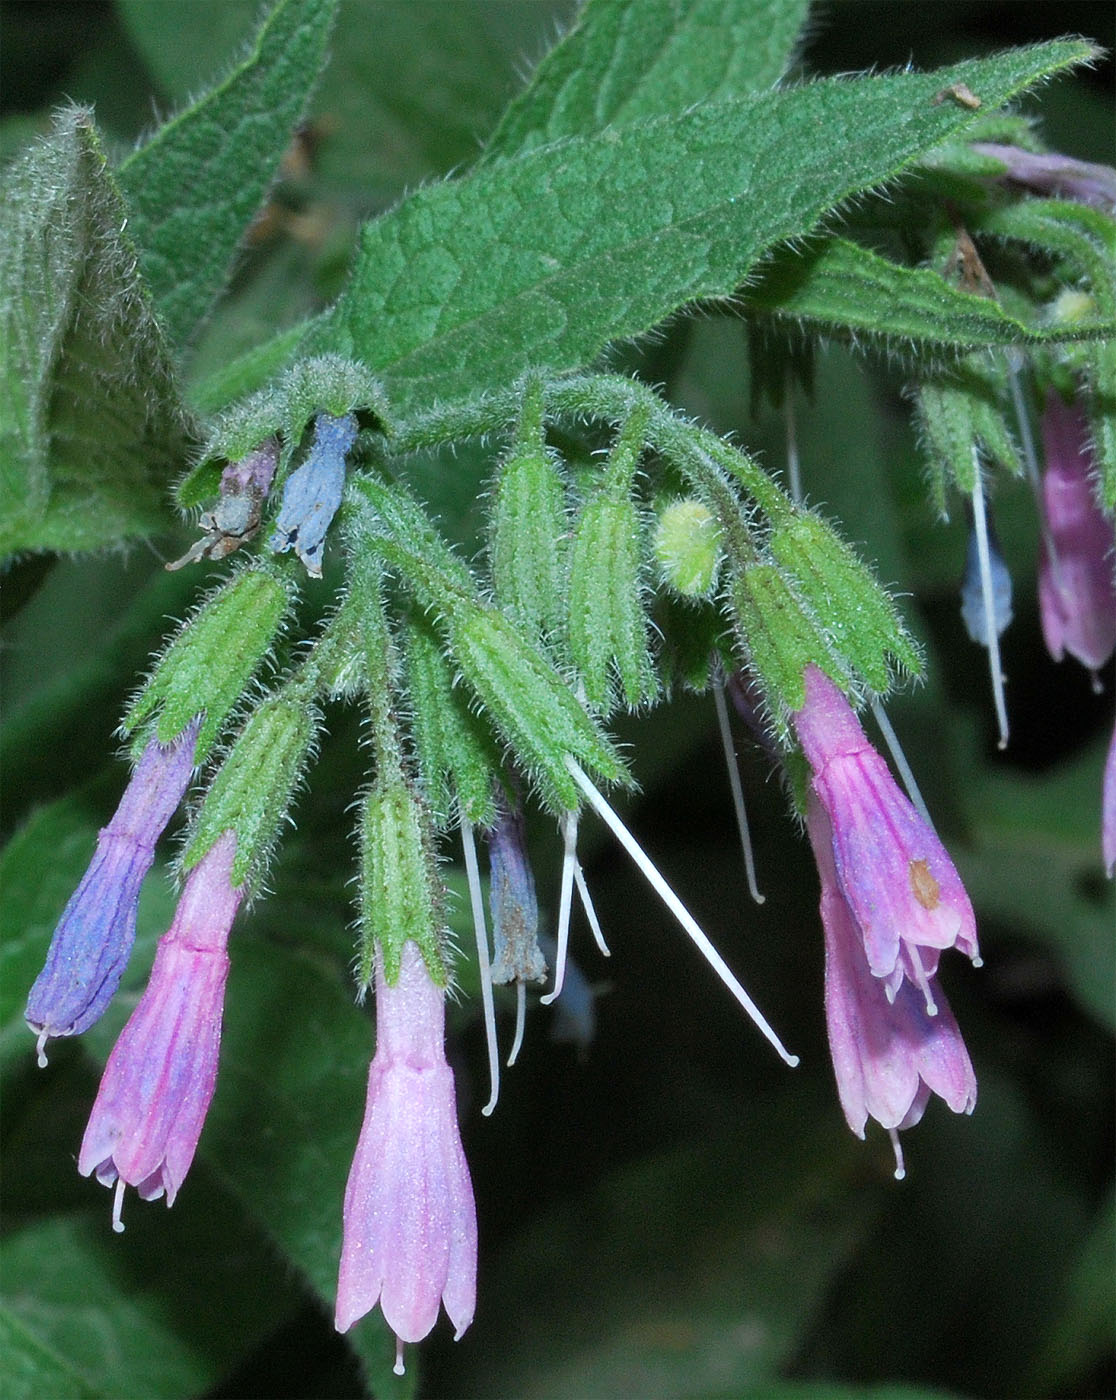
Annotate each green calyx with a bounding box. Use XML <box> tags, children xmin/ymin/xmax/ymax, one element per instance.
<box><xmin>769</xmin><ymin>512</ymin><xmax>921</xmax><ymax>692</ymax></box>
<box><xmin>728</xmin><ymin>562</ymin><xmax>841</xmax><ymax>723</ymax></box>
<box><xmin>181</xmin><ymin>690</ymin><xmax>317</xmax><ymax>888</ymax></box>
<box><xmin>490</xmin><ymin>377</ymin><xmax>569</xmax><ymax>640</ymax></box>
<box><xmin>404</xmin><ymin>616</ymin><xmax>500</xmax><ymax>829</ymax></box>
<box><xmin>124</xmin><ymin>566</ymin><xmax>292</xmax><ymax>763</ymax></box>
<box><xmin>360</xmin><ymin>777</ymin><xmax>447</xmax><ymax>989</ymax></box>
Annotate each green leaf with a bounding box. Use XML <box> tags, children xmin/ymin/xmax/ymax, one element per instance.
<box><xmin>331</xmin><ymin>42</ymin><xmax>1095</xmax><ymax>413</ymax></box>
<box><xmin>116</xmin><ymin>0</ymin><xmax>337</xmax><ymax>349</ymax></box>
<box><xmin>0</xmin><ymin>108</ymin><xmax>192</xmax><ymax>558</ymax></box>
<box><xmin>743</xmin><ymin>235</ymin><xmax>1116</xmax><ymax>350</ymax></box>
<box><xmin>485</xmin><ymin>0</ymin><xmax>811</xmax><ymax>159</ymax></box>
<box><xmin>0</xmin><ymin>1194</ymin><xmax>299</xmax><ymax>1399</ymax></box>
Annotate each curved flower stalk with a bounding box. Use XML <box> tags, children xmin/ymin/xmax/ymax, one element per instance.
<box><xmin>792</xmin><ymin>666</ymin><xmax>981</xmax><ymax>1009</ymax></box>
<box><xmin>78</xmin><ymin>832</ymin><xmax>241</xmax><ymax>1231</ymax></box>
<box><xmin>26</xmin><ymin>717</ymin><xmax>201</xmax><ymax>1064</ymax></box>
<box><xmin>336</xmin><ymin>940</ymin><xmax>477</xmax><ymax>1376</ymax></box>
<box><xmin>1037</xmin><ymin>391</ymin><xmax>1116</xmax><ymax>676</ymax></box>
<box><xmin>807</xmin><ymin>797</ymin><xmax>977</xmax><ymax>1177</ymax></box>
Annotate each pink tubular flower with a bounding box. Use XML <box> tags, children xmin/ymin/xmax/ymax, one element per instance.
<box><xmin>1038</xmin><ymin>391</ymin><xmax>1116</xmax><ymax>674</ymax></box>
<box><xmin>792</xmin><ymin>666</ymin><xmax>980</xmax><ymax>1008</ymax></box>
<box><xmin>78</xmin><ymin>832</ymin><xmax>241</xmax><ymax>1231</ymax></box>
<box><xmin>335</xmin><ymin>940</ymin><xmax>476</xmax><ymax>1375</ymax></box>
<box><xmin>808</xmin><ymin>798</ymin><xmax>977</xmax><ymax>1177</ymax></box>
<box><xmin>26</xmin><ymin>718</ymin><xmax>200</xmax><ymax>1062</ymax></box>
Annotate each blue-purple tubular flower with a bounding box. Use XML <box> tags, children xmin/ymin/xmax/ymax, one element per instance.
<box><xmin>269</xmin><ymin>412</ymin><xmax>358</xmax><ymax>576</ymax></box>
<box><xmin>486</xmin><ymin>801</ymin><xmax>547</xmax><ymax>986</ymax></box>
<box><xmin>26</xmin><ymin>718</ymin><xmax>200</xmax><ymax>1062</ymax></box>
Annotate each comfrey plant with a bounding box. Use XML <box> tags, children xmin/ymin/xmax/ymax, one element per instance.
<box><xmin>4</xmin><ymin>1</ymin><xmax>1114</xmax><ymax>1394</ymax></box>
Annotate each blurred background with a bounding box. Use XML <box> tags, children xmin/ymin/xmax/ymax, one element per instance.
<box><xmin>2</xmin><ymin>3</ymin><xmax>1113</xmax><ymax>1397</ymax></box>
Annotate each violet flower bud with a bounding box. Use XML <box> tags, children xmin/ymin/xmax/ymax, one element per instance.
<box><xmin>269</xmin><ymin>412</ymin><xmax>358</xmax><ymax>577</ymax></box>
<box><xmin>792</xmin><ymin>666</ymin><xmax>979</xmax><ymax>1008</ymax></box>
<box><xmin>336</xmin><ymin>940</ymin><xmax>476</xmax><ymax>1376</ymax></box>
<box><xmin>1103</xmin><ymin>718</ymin><xmax>1116</xmax><ymax>879</ymax></box>
<box><xmin>77</xmin><ymin>831</ymin><xmax>241</xmax><ymax>1231</ymax></box>
<box><xmin>26</xmin><ymin>718</ymin><xmax>200</xmax><ymax>1063</ymax></box>
<box><xmin>808</xmin><ymin>798</ymin><xmax>977</xmax><ymax>1177</ymax></box>
<box><xmin>970</xmin><ymin>142</ymin><xmax>1116</xmax><ymax>213</ymax></box>
<box><xmin>1037</xmin><ymin>392</ymin><xmax>1116</xmax><ymax>674</ymax></box>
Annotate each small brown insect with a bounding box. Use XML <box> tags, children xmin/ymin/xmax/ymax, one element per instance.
<box><xmin>933</xmin><ymin>83</ymin><xmax>981</xmax><ymax>111</ymax></box>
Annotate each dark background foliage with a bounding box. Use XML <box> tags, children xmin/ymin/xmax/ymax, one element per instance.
<box><xmin>2</xmin><ymin>3</ymin><xmax>1113</xmax><ymax>1398</ymax></box>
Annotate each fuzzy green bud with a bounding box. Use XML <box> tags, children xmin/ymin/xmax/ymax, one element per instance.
<box><xmin>124</xmin><ymin>567</ymin><xmax>292</xmax><ymax>762</ymax></box>
<box><xmin>769</xmin><ymin>512</ymin><xmax>921</xmax><ymax>692</ymax></box>
<box><xmin>653</xmin><ymin>498</ymin><xmax>722</xmax><ymax>598</ymax></box>
<box><xmin>568</xmin><ymin>489</ymin><xmax>657</xmax><ymax>711</ymax></box>
<box><xmin>490</xmin><ymin>379</ymin><xmax>569</xmax><ymax>638</ymax></box>
<box><xmin>360</xmin><ymin>777</ymin><xmax>446</xmax><ymax>988</ymax></box>
<box><xmin>728</xmin><ymin>562</ymin><xmax>840</xmax><ymax>721</ymax></box>
<box><xmin>182</xmin><ymin>692</ymin><xmax>317</xmax><ymax>887</ymax></box>
<box><xmin>452</xmin><ymin>606</ymin><xmax>626</xmax><ymax>811</ymax></box>
<box><xmin>404</xmin><ymin>616</ymin><xmax>499</xmax><ymax>828</ymax></box>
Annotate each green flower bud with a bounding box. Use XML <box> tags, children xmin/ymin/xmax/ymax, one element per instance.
<box><xmin>568</xmin><ymin>489</ymin><xmax>657</xmax><ymax>711</ymax></box>
<box><xmin>182</xmin><ymin>691</ymin><xmax>317</xmax><ymax>887</ymax></box>
<box><xmin>769</xmin><ymin>513</ymin><xmax>921</xmax><ymax>692</ymax></box>
<box><xmin>360</xmin><ymin>777</ymin><xmax>445</xmax><ymax>988</ymax></box>
<box><xmin>124</xmin><ymin>567</ymin><xmax>292</xmax><ymax>762</ymax></box>
<box><xmin>652</xmin><ymin>498</ymin><xmax>722</xmax><ymax>598</ymax></box>
<box><xmin>452</xmin><ymin>606</ymin><xmax>626</xmax><ymax>812</ymax></box>
<box><xmin>490</xmin><ymin>379</ymin><xmax>569</xmax><ymax>638</ymax></box>
<box><xmin>404</xmin><ymin>615</ymin><xmax>499</xmax><ymax>829</ymax></box>
<box><xmin>728</xmin><ymin>562</ymin><xmax>839</xmax><ymax>721</ymax></box>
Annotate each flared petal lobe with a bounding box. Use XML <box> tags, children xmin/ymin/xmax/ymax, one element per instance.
<box><xmin>335</xmin><ymin>941</ymin><xmax>477</xmax><ymax>1350</ymax></box>
<box><xmin>26</xmin><ymin>719</ymin><xmax>200</xmax><ymax>1052</ymax></box>
<box><xmin>793</xmin><ymin>667</ymin><xmax>978</xmax><ymax>986</ymax></box>
<box><xmin>77</xmin><ymin>832</ymin><xmax>240</xmax><ymax>1212</ymax></box>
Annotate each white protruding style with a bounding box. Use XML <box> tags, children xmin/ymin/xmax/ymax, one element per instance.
<box><xmin>565</xmin><ymin>758</ymin><xmax>799</xmax><ymax>1068</ymax></box>
<box><xmin>461</xmin><ymin>820</ymin><xmax>500</xmax><ymax>1116</ymax></box>
<box><xmin>713</xmin><ymin>674</ymin><xmax>765</xmax><ymax>904</ymax></box>
<box><xmin>970</xmin><ymin>470</ymin><xmax>1010</xmax><ymax>749</ymax></box>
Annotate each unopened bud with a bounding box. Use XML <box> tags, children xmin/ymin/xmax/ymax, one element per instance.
<box><xmin>653</xmin><ymin>498</ymin><xmax>721</xmax><ymax>598</ymax></box>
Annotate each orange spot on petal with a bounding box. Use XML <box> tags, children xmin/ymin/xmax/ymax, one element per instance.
<box><xmin>909</xmin><ymin>859</ymin><xmax>941</xmax><ymax>910</ymax></box>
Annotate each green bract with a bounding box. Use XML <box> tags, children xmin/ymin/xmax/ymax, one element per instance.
<box><xmin>360</xmin><ymin>778</ymin><xmax>445</xmax><ymax>987</ymax></box>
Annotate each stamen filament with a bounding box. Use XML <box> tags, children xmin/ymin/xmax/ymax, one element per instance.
<box><xmin>574</xmin><ymin>861</ymin><xmax>611</xmax><ymax>956</ymax></box>
<box><xmin>565</xmin><ymin>759</ymin><xmax>798</xmax><ymax>1067</ymax></box>
<box><xmin>713</xmin><ymin>674</ymin><xmax>765</xmax><ymax>903</ymax></box>
<box><xmin>461</xmin><ymin>821</ymin><xmax>500</xmax><ymax>1117</ymax></box>
<box><xmin>540</xmin><ymin>810</ymin><xmax>578</xmax><ymax>1006</ymax></box>
<box><xmin>970</xmin><ymin>470</ymin><xmax>1010</xmax><ymax>749</ymax></box>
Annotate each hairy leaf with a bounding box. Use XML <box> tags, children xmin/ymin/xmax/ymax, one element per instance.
<box><xmin>117</xmin><ymin>0</ymin><xmax>337</xmax><ymax>348</ymax></box>
<box><xmin>744</xmin><ymin>235</ymin><xmax>1116</xmax><ymax>349</ymax></box>
<box><xmin>485</xmin><ymin>0</ymin><xmax>811</xmax><ymax>159</ymax></box>
<box><xmin>332</xmin><ymin>42</ymin><xmax>1094</xmax><ymax>412</ymax></box>
<box><xmin>0</xmin><ymin>109</ymin><xmax>191</xmax><ymax>558</ymax></box>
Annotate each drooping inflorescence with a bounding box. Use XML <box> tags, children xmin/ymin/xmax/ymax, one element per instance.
<box><xmin>23</xmin><ymin>118</ymin><xmax>1115</xmax><ymax>1382</ymax></box>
